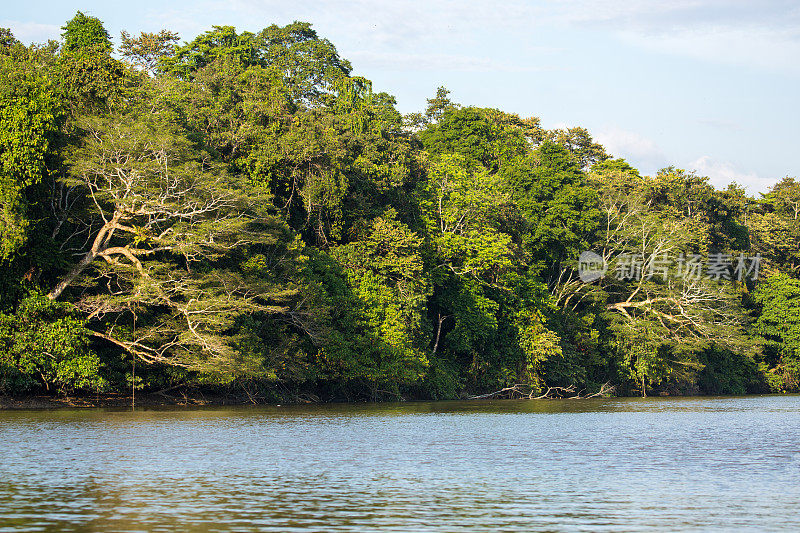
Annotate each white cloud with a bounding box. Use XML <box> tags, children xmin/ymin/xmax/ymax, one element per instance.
<box><xmin>595</xmin><ymin>126</ymin><xmax>667</xmax><ymax>175</ymax></box>
<box><xmin>688</xmin><ymin>155</ymin><xmax>774</xmax><ymax>193</ymax></box>
<box><xmin>347</xmin><ymin>50</ymin><xmax>554</xmax><ymax>73</ymax></box>
<box><xmin>562</xmin><ymin>0</ymin><xmax>800</xmax><ymax>72</ymax></box>
<box><xmin>1</xmin><ymin>20</ymin><xmax>60</xmax><ymax>44</ymax></box>
<box><xmin>141</xmin><ymin>1</ymin><xmax>800</xmax><ymax>74</ymax></box>
<box><xmin>618</xmin><ymin>25</ymin><xmax>800</xmax><ymax>72</ymax></box>
<box><xmin>548</xmin><ymin>0</ymin><xmax>800</xmax><ymax>35</ymax></box>
<box><xmin>697</xmin><ymin>118</ymin><xmax>743</xmax><ymax>132</ymax></box>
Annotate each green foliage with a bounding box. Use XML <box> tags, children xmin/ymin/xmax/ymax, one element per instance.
<box><xmin>0</xmin><ymin>15</ymin><xmax>789</xmax><ymax>402</ymax></box>
<box><xmin>0</xmin><ymin>293</ymin><xmax>105</xmax><ymax>393</ymax></box>
<box><xmin>61</xmin><ymin>11</ymin><xmax>112</xmax><ymax>53</ymax></box>
<box><xmin>318</xmin><ymin>211</ymin><xmax>430</xmax><ymax>387</ymax></box>
<box><xmin>0</xmin><ymin>46</ymin><xmax>62</xmax><ymax>259</ymax></box>
<box><xmin>58</xmin><ymin>46</ymin><xmax>127</xmax><ymax>114</ymax></box>
<box><xmin>162</xmin><ymin>22</ymin><xmax>351</xmax><ymax>106</ymax></box>
<box><xmin>424</xmin><ymin>86</ymin><xmax>460</xmax><ymax>124</ymax></box>
<box><xmin>750</xmin><ymin>177</ymin><xmax>800</xmax><ymax>276</ymax></box>
<box><xmin>502</xmin><ymin>141</ymin><xmax>601</xmax><ymax>273</ymax></box>
<box><xmin>544</xmin><ymin>126</ymin><xmax>608</xmax><ymax>170</ymax></box>
<box><xmin>760</xmin><ymin>176</ymin><xmax>800</xmax><ymax>219</ymax></box>
<box><xmin>161</xmin><ymin>26</ymin><xmax>258</xmax><ymax>79</ymax></box>
<box><xmin>256</xmin><ymin>22</ymin><xmax>352</xmax><ymax>105</ymax></box>
<box><xmin>697</xmin><ymin>345</ymin><xmax>763</xmax><ymax>395</ymax></box>
<box><xmin>55</xmin><ymin>107</ymin><xmax>308</xmax><ymax>379</ymax></box>
<box><xmin>417</xmin><ymin>153</ymin><xmax>513</xmax><ymax>279</ymax></box>
<box><xmin>419</xmin><ymin>107</ymin><xmax>527</xmax><ymax>171</ymax></box>
<box><xmin>119</xmin><ymin>30</ymin><xmax>180</xmax><ymax>74</ymax></box>
<box><xmin>752</xmin><ymin>274</ymin><xmax>800</xmax><ymax>391</ymax></box>
<box><xmin>517</xmin><ymin>309</ymin><xmax>563</xmax><ymax>389</ymax></box>
<box><xmin>0</xmin><ymin>28</ymin><xmax>19</xmax><ymax>49</ymax></box>
<box><xmin>581</xmin><ymin>159</ymin><xmax>755</xmax><ymax>395</ymax></box>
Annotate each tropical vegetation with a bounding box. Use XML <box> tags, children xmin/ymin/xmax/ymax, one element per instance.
<box><xmin>1</xmin><ymin>13</ymin><xmax>798</xmax><ymax>401</ymax></box>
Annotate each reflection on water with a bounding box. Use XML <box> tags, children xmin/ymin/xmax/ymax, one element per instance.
<box><xmin>1</xmin><ymin>396</ymin><xmax>800</xmax><ymax>532</ymax></box>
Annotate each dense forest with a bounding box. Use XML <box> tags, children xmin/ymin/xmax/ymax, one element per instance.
<box><xmin>1</xmin><ymin>12</ymin><xmax>799</xmax><ymax>403</ymax></box>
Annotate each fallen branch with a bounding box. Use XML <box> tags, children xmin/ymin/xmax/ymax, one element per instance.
<box><xmin>533</xmin><ymin>385</ymin><xmax>577</xmax><ymax>399</ymax></box>
<box><xmin>581</xmin><ymin>382</ymin><xmax>615</xmax><ymax>399</ymax></box>
<box><xmin>469</xmin><ymin>382</ymin><xmax>616</xmax><ymax>400</ymax></box>
<box><xmin>468</xmin><ymin>384</ymin><xmax>532</xmax><ymax>400</ymax></box>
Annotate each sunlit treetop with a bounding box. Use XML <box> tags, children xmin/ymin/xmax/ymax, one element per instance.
<box><xmin>61</xmin><ymin>11</ymin><xmax>112</xmax><ymax>53</ymax></box>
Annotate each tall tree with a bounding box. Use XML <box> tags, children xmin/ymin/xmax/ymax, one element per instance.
<box><xmin>61</xmin><ymin>11</ymin><xmax>112</xmax><ymax>53</ymax></box>
<box><xmin>752</xmin><ymin>273</ymin><xmax>800</xmax><ymax>391</ymax></box>
<box><xmin>119</xmin><ymin>30</ymin><xmax>180</xmax><ymax>75</ymax></box>
<box><xmin>0</xmin><ymin>41</ymin><xmax>62</xmax><ymax>261</ymax></box>
<box><xmin>502</xmin><ymin>141</ymin><xmax>601</xmax><ymax>276</ymax></box>
<box><xmin>50</xmin><ymin>108</ymin><xmax>309</xmax><ymax>376</ymax></box>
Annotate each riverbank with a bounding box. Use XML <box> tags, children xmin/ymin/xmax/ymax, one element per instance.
<box><xmin>0</xmin><ymin>391</ymin><xmax>239</xmax><ymax>409</ymax></box>
<box><xmin>0</xmin><ymin>387</ymin><xmax>714</xmax><ymax>409</ymax></box>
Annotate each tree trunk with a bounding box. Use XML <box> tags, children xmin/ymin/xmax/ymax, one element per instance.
<box><xmin>48</xmin><ymin>249</ymin><xmax>99</xmax><ymax>300</ymax></box>
<box><xmin>48</xmin><ymin>215</ymin><xmax>118</xmax><ymax>300</ymax></box>
<box><xmin>432</xmin><ymin>313</ymin><xmax>448</xmax><ymax>355</ymax></box>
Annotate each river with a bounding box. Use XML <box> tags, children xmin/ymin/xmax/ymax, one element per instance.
<box><xmin>1</xmin><ymin>395</ymin><xmax>799</xmax><ymax>531</ymax></box>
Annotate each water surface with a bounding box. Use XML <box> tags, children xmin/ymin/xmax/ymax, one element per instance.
<box><xmin>1</xmin><ymin>396</ymin><xmax>799</xmax><ymax>531</ymax></box>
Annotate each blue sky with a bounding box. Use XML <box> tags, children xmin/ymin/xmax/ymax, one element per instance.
<box><xmin>3</xmin><ymin>1</ymin><xmax>799</xmax><ymax>193</ymax></box>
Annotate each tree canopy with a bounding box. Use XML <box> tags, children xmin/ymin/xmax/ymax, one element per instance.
<box><xmin>0</xmin><ymin>14</ymin><xmax>795</xmax><ymax>401</ymax></box>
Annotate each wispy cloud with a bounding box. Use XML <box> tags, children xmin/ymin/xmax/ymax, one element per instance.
<box><xmin>0</xmin><ymin>20</ymin><xmax>60</xmax><ymax>44</ymax></box>
<box><xmin>595</xmin><ymin>126</ymin><xmax>668</xmax><ymax>175</ymax></box>
<box><xmin>689</xmin><ymin>155</ymin><xmax>771</xmax><ymax>193</ymax></box>
<box><xmin>547</xmin><ymin>0</ymin><xmax>800</xmax><ymax>71</ymax></box>
<box><xmin>549</xmin><ymin>0</ymin><xmax>800</xmax><ymax>31</ymax></box>
<box><xmin>697</xmin><ymin>118</ymin><xmax>743</xmax><ymax>132</ymax></box>
<box><xmin>618</xmin><ymin>25</ymin><xmax>800</xmax><ymax>72</ymax></box>
<box><xmin>348</xmin><ymin>50</ymin><xmax>560</xmax><ymax>73</ymax></box>
<box><xmin>119</xmin><ymin>1</ymin><xmax>800</xmax><ymax>75</ymax></box>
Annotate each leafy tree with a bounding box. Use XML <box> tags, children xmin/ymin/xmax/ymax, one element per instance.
<box><xmin>566</xmin><ymin>160</ymin><xmax>754</xmax><ymax>394</ymax></box>
<box><xmin>164</xmin><ymin>34</ymin><xmax>413</xmax><ymax>248</ymax></box>
<box><xmin>161</xmin><ymin>26</ymin><xmax>257</xmax><ymax>79</ymax></box>
<box><xmin>417</xmin><ymin>153</ymin><xmax>513</xmax><ymax>281</ymax></box>
<box><xmin>482</xmin><ymin>108</ymin><xmax>543</xmax><ymax>143</ymax></box>
<box><xmin>413</xmin><ymin>150</ymin><xmax>568</xmax><ymax>394</ymax></box>
<box><xmin>424</xmin><ymin>86</ymin><xmax>459</xmax><ymax>124</ymax></box>
<box><xmin>750</xmin><ymin>177</ymin><xmax>800</xmax><ymax>276</ymax></box>
<box><xmin>0</xmin><ymin>28</ymin><xmax>18</xmax><ymax>49</ymax></box>
<box><xmin>61</xmin><ymin>11</ymin><xmax>112</xmax><ymax>53</ymax></box>
<box><xmin>0</xmin><ymin>43</ymin><xmax>62</xmax><ymax>260</ymax></box>
<box><xmin>255</xmin><ymin>22</ymin><xmax>352</xmax><ymax>105</ymax></box>
<box><xmin>49</xmin><ymin>108</ymin><xmax>310</xmax><ymax>378</ymax></box>
<box><xmin>308</xmin><ymin>211</ymin><xmax>430</xmax><ymax>395</ymax></box>
<box><xmin>761</xmin><ymin>177</ymin><xmax>800</xmax><ymax>220</ymax></box>
<box><xmin>162</xmin><ymin>22</ymin><xmax>351</xmax><ymax>106</ymax></box>
<box><xmin>419</xmin><ymin>107</ymin><xmax>527</xmax><ymax>171</ymax></box>
<box><xmin>0</xmin><ymin>14</ymin><xmax>789</xmax><ymax>401</ymax></box>
<box><xmin>119</xmin><ymin>30</ymin><xmax>180</xmax><ymax>74</ymax></box>
<box><xmin>502</xmin><ymin>141</ymin><xmax>601</xmax><ymax>275</ymax></box>
<box><xmin>544</xmin><ymin>126</ymin><xmax>608</xmax><ymax>170</ymax></box>
<box><xmin>0</xmin><ymin>292</ymin><xmax>105</xmax><ymax>393</ymax></box>
<box><xmin>704</xmin><ymin>184</ymin><xmax>750</xmax><ymax>252</ymax></box>
<box><xmin>752</xmin><ymin>274</ymin><xmax>800</xmax><ymax>391</ymax></box>
<box><xmin>696</xmin><ymin>345</ymin><xmax>763</xmax><ymax>395</ymax></box>
<box><xmin>58</xmin><ymin>14</ymin><xmax>127</xmax><ymax>116</ymax></box>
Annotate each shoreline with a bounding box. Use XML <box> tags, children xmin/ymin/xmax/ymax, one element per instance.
<box><xmin>0</xmin><ymin>391</ymin><xmax>244</xmax><ymax>410</ymax></box>
<box><xmin>2</xmin><ymin>390</ymin><xmax>778</xmax><ymax>410</ymax></box>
